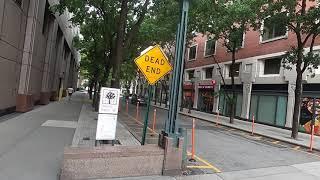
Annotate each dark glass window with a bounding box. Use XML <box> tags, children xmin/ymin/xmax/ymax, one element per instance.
<box><xmin>14</xmin><ymin>0</ymin><xmax>22</xmax><ymax>7</ymax></box>
<box><xmin>264</xmin><ymin>58</ymin><xmax>281</xmax><ymax>74</ymax></box>
<box><xmin>205</xmin><ymin>39</ymin><xmax>215</xmax><ymax>56</ymax></box>
<box><xmin>205</xmin><ymin>67</ymin><xmax>213</xmax><ymax>79</ymax></box>
<box><xmin>262</xmin><ymin>18</ymin><xmax>286</xmax><ymax>41</ymax></box>
<box><xmin>188</xmin><ymin>70</ymin><xmax>194</xmax><ymax>80</ymax></box>
<box><xmin>189</xmin><ymin>46</ymin><xmax>197</xmax><ymax>60</ymax></box>
<box><xmin>228</xmin><ymin>63</ymin><xmax>240</xmax><ymax>77</ymax></box>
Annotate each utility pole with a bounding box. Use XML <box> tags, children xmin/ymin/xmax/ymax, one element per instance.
<box><xmin>165</xmin><ymin>0</ymin><xmax>189</xmax><ymax>136</ymax></box>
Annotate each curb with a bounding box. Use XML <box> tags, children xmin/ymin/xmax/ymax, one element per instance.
<box><xmin>151</xmin><ymin>104</ymin><xmax>320</xmax><ymax>152</ymax></box>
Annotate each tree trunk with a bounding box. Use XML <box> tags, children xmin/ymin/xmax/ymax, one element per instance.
<box><xmin>291</xmin><ymin>48</ymin><xmax>304</xmax><ymax>139</ymax></box>
<box><xmin>94</xmin><ymin>83</ymin><xmax>101</xmax><ymax>112</ymax></box>
<box><xmin>111</xmin><ymin>0</ymin><xmax>128</xmax><ymax>88</ymax></box>
<box><xmin>229</xmin><ymin>49</ymin><xmax>236</xmax><ymax>124</ymax></box>
<box><xmin>92</xmin><ymin>81</ymin><xmax>97</xmax><ymax>108</ymax></box>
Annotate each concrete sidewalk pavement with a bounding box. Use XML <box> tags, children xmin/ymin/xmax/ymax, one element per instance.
<box><xmin>152</xmin><ymin>103</ymin><xmax>320</xmax><ymax>151</ymax></box>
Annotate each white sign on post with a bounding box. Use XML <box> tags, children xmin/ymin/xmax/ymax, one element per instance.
<box><xmin>99</xmin><ymin>87</ymin><xmax>120</xmax><ymax>114</ymax></box>
<box><xmin>96</xmin><ymin>114</ymin><xmax>117</xmax><ymax>140</ymax></box>
<box><xmin>96</xmin><ymin>87</ymin><xmax>120</xmax><ymax>141</ymax></box>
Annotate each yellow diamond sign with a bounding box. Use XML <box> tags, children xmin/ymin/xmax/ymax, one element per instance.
<box><xmin>135</xmin><ymin>45</ymin><xmax>172</xmax><ymax>85</ymax></box>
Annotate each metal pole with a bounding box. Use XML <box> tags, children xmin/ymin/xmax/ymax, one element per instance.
<box><xmin>141</xmin><ymin>85</ymin><xmax>153</xmax><ymax>145</ymax></box>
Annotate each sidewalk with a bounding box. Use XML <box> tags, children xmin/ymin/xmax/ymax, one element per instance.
<box><xmin>152</xmin><ymin>102</ymin><xmax>320</xmax><ymax>151</ymax></box>
<box><xmin>71</xmin><ymin>99</ymin><xmax>140</xmax><ymax>147</ymax></box>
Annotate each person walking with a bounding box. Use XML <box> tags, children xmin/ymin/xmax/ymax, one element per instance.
<box><xmin>67</xmin><ymin>87</ymin><xmax>74</xmax><ymax>101</ymax></box>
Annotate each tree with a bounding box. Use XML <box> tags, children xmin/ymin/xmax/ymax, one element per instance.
<box><xmin>261</xmin><ymin>0</ymin><xmax>320</xmax><ymax>139</ymax></box>
<box><xmin>190</xmin><ymin>0</ymin><xmax>264</xmax><ymax>123</ymax></box>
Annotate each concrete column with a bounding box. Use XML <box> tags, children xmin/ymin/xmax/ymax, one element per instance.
<box><xmin>285</xmin><ymin>83</ymin><xmax>296</xmax><ymax>128</ymax></box>
<box><xmin>16</xmin><ymin>0</ymin><xmax>41</xmax><ymax>112</ymax></box>
<box><xmin>193</xmin><ymin>82</ymin><xmax>199</xmax><ymax>109</ymax></box>
<box><xmin>40</xmin><ymin>19</ymin><xmax>58</xmax><ymax>105</ymax></box>
<box><xmin>241</xmin><ymin>83</ymin><xmax>252</xmax><ymax>119</ymax></box>
<box><xmin>213</xmin><ymin>83</ymin><xmax>220</xmax><ymax>113</ymax></box>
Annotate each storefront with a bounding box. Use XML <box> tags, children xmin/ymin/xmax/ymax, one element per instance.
<box><xmin>299</xmin><ymin>84</ymin><xmax>320</xmax><ymax>135</ymax></box>
<box><xmin>198</xmin><ymin>83</ymin><xmax>215</xmax><ymax>113</ymax></box>
<box><xmin>218</xmin><ymin>85</ymin><xmax>243</xmax><ymax>117</ymax></box>
<box><xmin>183</xmin><ymin>83</ymin><xmax>194</xmax><ymax>109</ymax></box>
<box><xmin>249</xmin><ymin>84</ymin><xmax>287</xmax><ymax>127</ymax></box>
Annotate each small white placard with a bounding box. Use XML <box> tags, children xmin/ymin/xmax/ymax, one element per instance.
<box><xmin>96</xmin><ymin>114</ymin><xmax>117</xmax><ymax>140</ymax></box>
<box><xmin>99</xmin><ymin>87</ymin><xmax>120</xmax><ymax>114</ymax></box>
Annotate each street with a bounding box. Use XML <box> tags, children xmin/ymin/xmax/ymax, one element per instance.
<box><xmin>120</xmin><ymin>100</ymin><xmax>320</xmax><ymax>174</ymax></box>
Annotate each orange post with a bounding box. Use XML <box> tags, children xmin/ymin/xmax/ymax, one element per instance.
<box><xmin>151</xmin><ymin>109</ymin><xmax>157</xmax><ymax>136</ymax></box>
<box><xmin>136</xmin><ymin>102</ymin><xmax>140</xmax><ymax>121</ymax></box>
<box><xmin>216</xmin><ymin>109</ymin><xmax>220</xmax><ymax>127</ymax></box>
<box><xmin>126</xmin><ymin>100</ymin><xmax>129</xmax><ymax>113</ymax></box>
<box><xmin>190</xmin><ymin>118</ymin><xmax>196</xmax><ymax>162</ymax></box>
<box><xmin>251</xmin><ymin>114</ymin><xmax>255</xmax><ymax>136</ymax></box>
<box><xmin>310</xmin><ymin>125</ymin><xmax>315</xmax><ymax>152</ymax></box>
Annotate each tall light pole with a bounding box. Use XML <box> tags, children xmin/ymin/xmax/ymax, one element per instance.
<box><xmin>165</xmin><ymin>0</ymin><xmax>190</xmax><ymax>136</ymax></box>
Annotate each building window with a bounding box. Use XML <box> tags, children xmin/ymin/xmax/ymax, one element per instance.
<box><xmin>188</xmin><ymin>45</ymin><xmax>197</xmax><ymax>60</ymax></box>
<box><xmin>262</xmin><ymin>17</ymin><xmax>287</xmax><ymax>42</ymax></box>
<box><xmin>244</xmin><ymin>64</ymin><xmax>252</xmax><ymax>73</ymax></box>
<box><xmin>264</xmin><ymin>57</ymin><xmax>281</xmax><ymax>75</ymax></box>
<box><xmin>187</xmin><ymin>70</ymin><xmax>195</xmax><ymax>80</ymax></box>
<box><xmin>204</xmin><ymin>39</ymin><xmax>216</xmax><ymax>57</ymax></box>
<box><xmin>205</xmin><ymin>67</ymin><xmax>213</xmax><ymax>79</ymax></box>
<box><xmin>226</xmin><ymin>63</ymin><xmax>241</xmax><ymax>77</ymax></box>
<box><xmin>14</xmin><ymin>0</ymin><xmax>22</xmax><ymax>7</ymax></box>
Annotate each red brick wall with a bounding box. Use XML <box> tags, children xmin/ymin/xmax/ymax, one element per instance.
<box><xmin>185</xmin><ymin>30</ymin><xmax>320</xmax><ymax>69</ymax></box>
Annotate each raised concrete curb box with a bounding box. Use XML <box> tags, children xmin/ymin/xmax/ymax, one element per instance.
<box><xmin>60</xmin><ymin>145</ymin><xmax>164</xmax><ymax>179</ymax></box>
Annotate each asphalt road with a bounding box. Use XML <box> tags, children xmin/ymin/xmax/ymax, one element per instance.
<box><xmin>120</xmin><ymin>99</ymin><xmax>320</xmax><ymax>174</ymax></box>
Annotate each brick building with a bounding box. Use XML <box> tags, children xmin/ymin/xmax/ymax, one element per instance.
<box><xmin>0</xmin><ymin>0</ymin><xmax>80</xmax><ymax>115</ymax></box>
<box><xmin>184</xmin><ymin>20</ymin><xmax>320</xmax><ymax>132</ymax></box>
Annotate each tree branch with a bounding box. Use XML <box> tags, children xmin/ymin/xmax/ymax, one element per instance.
<box><xmin>125</xmin><ymin>0</ymin><xmax>150</xmax><ymax>48</ymax></box>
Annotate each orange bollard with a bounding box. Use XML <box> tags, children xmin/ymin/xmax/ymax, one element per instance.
<box><xmin>126</xmin><ymin>100</ymin><xmax>129</xmax><ymax>113</ymax></box>
<box><xmin>216</xmin><ymin>109</ymin><xmax>220</xmax><ymax>127</ymax></box>
<box><xmin>151</xmin><ymin>109</ymin><xmax>157</xmax><ymax>136</ymax></box>
<box><xmin>251</xmin><ymin>114</ymin><xmax>255</xmax><ymax>136</ymax></box>
<box><xmin>136</xmin><ymin>102</ymin><xmax>140</xmax><ymax>121</ymax></box>
<box><xmin>310</xmin><ymin>124</ymin><xmax>315</xmax><ymax>152</ymax></box>
<box><xmin>190</xmin><ymin>118</ymin><xmax>196</xmax><ymax>162</ymax></box>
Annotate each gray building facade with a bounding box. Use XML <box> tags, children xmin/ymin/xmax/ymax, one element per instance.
<box><xmin>0</xmin><ymin>0</ymin><xmax>80</xmax><ymax>114</ymax></box>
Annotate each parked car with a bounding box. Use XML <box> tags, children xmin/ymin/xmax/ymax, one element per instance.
<box><xmin>131</xmin><ymin>94</ymin><xmax>147</xmax><ymax>105</ymax></box>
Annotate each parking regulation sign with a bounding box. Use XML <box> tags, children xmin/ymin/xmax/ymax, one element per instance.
<box><xmin>134</xmin><ymin>45</ymin><xmax>172</xmax><ymax>85</ymax></box>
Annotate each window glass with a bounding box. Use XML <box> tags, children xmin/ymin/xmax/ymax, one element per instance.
<box><xmin>228</xmin><ymin>63</ymin><xmax>240</xmax><ymax>77</ymax></box>
<box><xmin>205</xmin><ymin>39</ymin><xmax>215</xmax><ymax>56</ymax></box>
<box><xmin>262</xmin><ymin>18</ymin><xmax>286</xmax><ymax>41</ymax></box>
<box><xmin>189</xmin><ymin>46</ymin><xmax>197</xmax><ymax>60</ymax></box>
<box><xmin>264</xmin><ymin>58</ymin><xmax>281</xmax><ymax>75</ymax></box>
<box><xmin>205</xmin><ymin>67</ymin><xmax>213</xmax><ymax>79</ymax></box>
<box><xmin>187</xmin><ymin>70</ymin><xmax>194</xmax><ymax>80</ymax></box>
<box><xmin>257</xmin><ymin>95</ymin><xmax>277</xmax><ymax>125</ymax></box>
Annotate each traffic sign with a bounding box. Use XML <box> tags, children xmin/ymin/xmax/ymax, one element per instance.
<box><xmin>134</xmin><ymin>45</ymin><xmax>172</xmax><ymax>85</ymax></box>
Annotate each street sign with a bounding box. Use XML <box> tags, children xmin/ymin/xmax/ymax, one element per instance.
<box><xmin>96</xmin><ymin>114</ymin><xmax>117</xmax><ymax>140</ymax></box>
<box><xmin>134</xmin><ymin>45</ymin><xmax>172</xmax><ymax>85</ymax></box>
<box><xmin>99</xmin><ymin>87</ymin><xmax>121</xmax><ymax>114</ymax></box>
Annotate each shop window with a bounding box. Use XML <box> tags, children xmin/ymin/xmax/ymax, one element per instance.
<box><xmin>261</xmin><ymin>17</ymin><xmax>287</xmax><ymax>42</ymax></box>
<box><xmin>263</xmin><ymin>57</ymin><xmax>281</xmax><ymax>75</ymax></box>
<box><xmin>204</xmin><ymin>39</ymin><xmax>216</xmax><ymax>57</ymax></box>
<box><xmin>205</xmin><ymin>67</ymin><xmax>213</xmax><ymax>79</ymax></box>
<box><xmin>188</xmin><ymin>45</ymin><xmax>197</xmax><ymax>60</ymax></box>
<box><xmin>187</xmin><ymin>70</ymin><xmax>195</xmax><ymax>80</ymax></box>
<box><xmin>226</xmin><ymin>63</ymin><xmax>241</xmax><ymax>77</ymax></box>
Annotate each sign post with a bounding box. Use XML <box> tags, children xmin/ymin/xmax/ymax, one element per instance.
<box><xmin>96</xmin><ymin>87</ymin><xmax>120</xmax><ymax>143</ymax></box>
<box><xmin>134</xmin><ymin>45</ymin><xmax>172</xmax><ymax>145</ymax></box>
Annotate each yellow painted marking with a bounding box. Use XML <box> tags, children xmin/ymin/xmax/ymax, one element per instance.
<box><xmin>125</xmin><ymin>113</ymin><xmax>157</xmax><ymax>134</ymax></box>
<box><xmin>272</xmin><ymin>141</ymin><xmax>280</xmax><ymax>144</ymax></box>
<box><xmin>186</xmin><ymin>166</ymin><xmax>213</xmax><ymax>169</ymax></box>
<box><xmin>187</xmin><ymin>151</ymin><xmax>221</xmax><ymax>173</ymax></box>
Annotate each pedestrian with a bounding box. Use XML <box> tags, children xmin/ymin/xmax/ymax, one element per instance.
<box><xmin>67</xmin><ymin>87</ymin><xmax>74</xmax><ymax>101</ymax></box>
